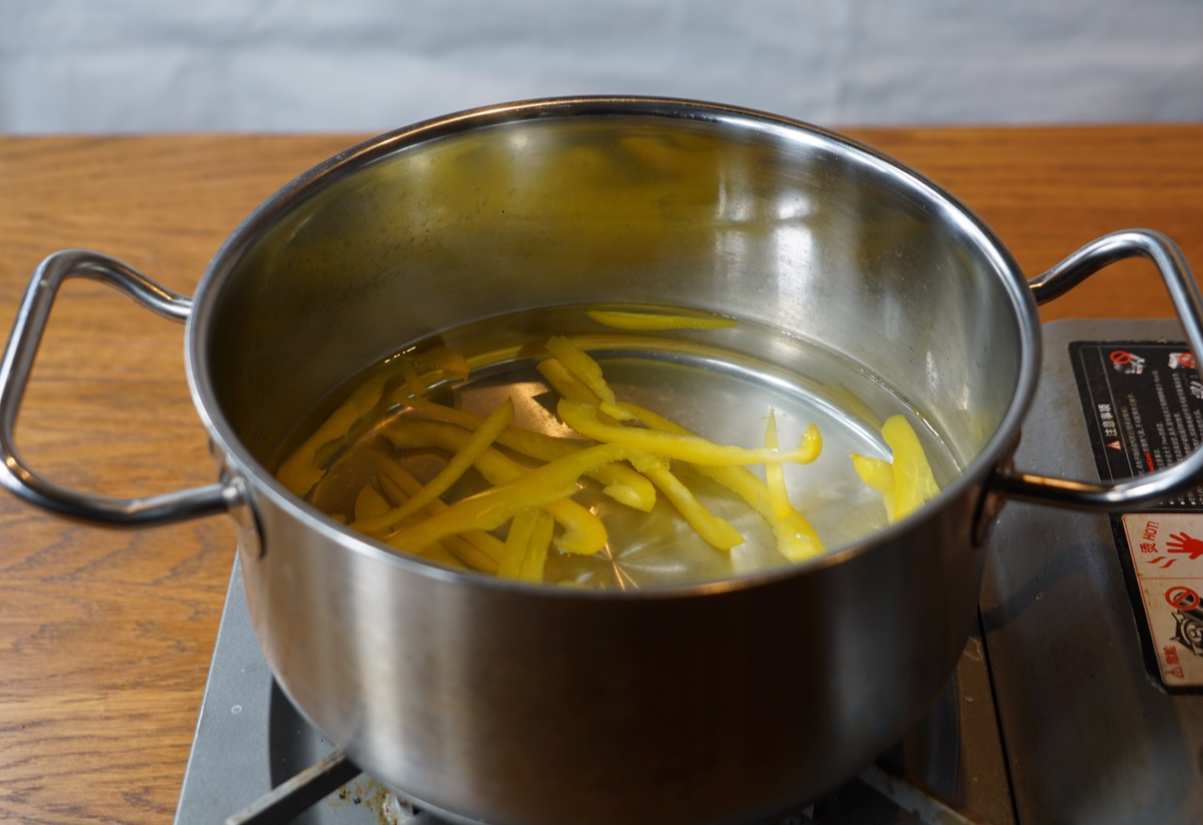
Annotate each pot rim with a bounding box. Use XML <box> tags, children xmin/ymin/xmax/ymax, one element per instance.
<box><xmin>184</xmin><ymin>94</ymin><xmax>1041</xmax><ymax>598</ymax></box>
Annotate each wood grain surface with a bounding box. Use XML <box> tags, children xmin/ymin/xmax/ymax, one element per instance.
<box><xmin>1</xmin><ymin>125</ymin><xmax>1201</xmax><ymax>824</ymax></box>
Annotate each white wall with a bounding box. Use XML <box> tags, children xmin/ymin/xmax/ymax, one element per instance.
<box><xmin>1</xmin><ymin>0</ymin><xmax>1201</xmax><ymax>134</ymax></box>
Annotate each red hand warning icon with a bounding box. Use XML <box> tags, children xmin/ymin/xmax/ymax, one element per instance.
<box><xmin>1167</xmin><ymin>532</ymin><xmax>1203</xmax><ymax>560</ymax></box>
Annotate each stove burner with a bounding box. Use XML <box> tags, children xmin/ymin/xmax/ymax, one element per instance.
<box><xmin>225</xmin><ymin>750</ymin><xmax>993</xmax><ymax>825</ymax></box>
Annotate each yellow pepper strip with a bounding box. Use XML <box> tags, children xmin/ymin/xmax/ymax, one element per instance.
<box><xmin>764</xmin><ymin>410</ymin><xmax>790</xmax><ymax>522</ymax></box>
<box><xmin>851</xmin><ymin>454</ymin><xmax>896</xmax><ymax>522</ymax></box>
<box><xmin>763</xmin><ymin>410</ymin><xmax>823</xmax><ymax>561</ymax></box>
<box><xmin>540</xmin><ymin>355</ymin><xmax>653</xmax><ymax>437</ymax></box>
<box><xmin>385</xmin><ymin>443</ymin><xmax>632</xmax><ymax>554</ymax></box>
<box><xmin>536</xmin><ymin>360</ymin><xmax>661</xmax><ymax>510</ymax></box>
<box><xmin>499</xmin><ymin>508</ymin><xmax>555</xmax><ymax>582</ymax></box>
<box><xmin>439</xmin><ymin>534</ymin><xmax>501</xmax><ymax>573</ymax></box>
<box><xmin>409</xmin><ymin>344</ymin><xmax>469</xmax><ymax>382</ymax></box>
<box><xmin>850</xmin><ymin>453</ymin><xmax>894</xmax><ymax>495</ymax></box>
<box><xmin>540</xmin><ymin>360</ymin><xmax>765</xmax><ymax>551</ymax></box>
<box><xmin>380</xmin><ymin>345</ymin><xmax>470</xmax><ymax>403</ymax></box>
<box><xmin>400</xmin><ymin>395</ymin><xmax>655</xmax><ymax>512</ymax></box>
<box><xmin>364</xmin><ymin>464</ymin><xmax>481</xmax><ymax>569</ymax></box>
<box><xmin>639</xmin><ymin>456</ymin><xmax>744</xmax><ymax>550</ymax></box>
<box><xmin>354</xmin><ymin>483</ymin><xmax>393</xmax><ymax>522</ymax></box>
<box><xmin>276</xmin><ymin>373</ymin><xmax>388</xmax><ymax>497</ymax></box>
<box><xmin>311</xmin><ymin>437</ymin><xmax>347</xmax><ymax>473</ymax></box>
<box><xmin>544</xmin><ymin>337</ymin><xmax>635</xmax><ymax>421</ymax></box>
<box><xmin>519</xmin><ymin>510</ymin><xmax>555</xmax><ymax>581</ymax></box>
<box><xmin>375</xmin><ymin>457</ymin><xmax>415</xmax><ymax>508</ymax></box>
<box><xmin>397</xmin><ymin>358</ymin><xmax>428</xmax><ymax>399</ymax></box>
<box><xmin>882</xmin><ymin>414</ymin><xmax>941</xmax><ymax>521</ymax></box>
<box><xmin>850</xmin><ymin>452</ymin><xmax>896</xmax><ymax>522</ymax></box>
<box><xmin>558</xmin><ymin>398</ymin><xmax>822</xmax><ymax>467</ymax></box>
<box><xmin>498</xmin><ymin>508</ymin><xmax>541</xmax><ymax>579</ymax></box>
<box><xmin>536</xmin><ymin>358</ymin><xmax>600</xmax><ymax>405</ymax></box>
<box><xmin>544</xmin><ymin>361</ymin><xmax>819</xmax><ymax>470</ymax></box>
<box><xmin>375</xmin><ymin>456</ymin><xmax>507</xmax><ymax>565</ymax></box>
<box><xmin>617</xmin><ymin>400</ymin><xmax>824</xmax><ymax>559</ymax></box>
<box><xmin>383</xmin><ymin>419</ymin><xmax>608</xmax><ymax>555</ymax></box>
<box><xmin>352</xmin><ymin>398</ymin><xmax>515</xmax><ymax>535</ymax></box>
<box><xmin>585</xmin><ymin>309</ymin><xmax>737</xmax><ymax>331</ymax></box>
<box><xmin>772</xmin><ymin>513</ymin><xmax>826</xmax><ymax>562</ymax></box>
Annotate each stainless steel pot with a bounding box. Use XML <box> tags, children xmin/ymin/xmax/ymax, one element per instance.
<box><xmin>4</xmin><ymin>97</ymin><xmax>1203</xmax><ymax>825</ymax></box>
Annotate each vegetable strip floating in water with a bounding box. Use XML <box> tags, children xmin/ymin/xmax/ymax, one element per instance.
<box><xmin>398</xmin><ymin>394</ymin><xmax>655</xmax><ymax>512</ymax></box>
<box><xmin>538</xmin><ymin>353</ymin><xmax>823</xmax><ymax>557</ymax></box>
<box><xmin>374</xmin><ymin>457</ymin><xmax>505</xmax><ymax>571</ymax></box>
<box><xmin>383</xmin><ymin>419</ymin><xmax>609</xmax><ymax>555</ymax></box>
<box><xmin>883</xmin><ymin>414</ymin><xmax>941</xmax><ymax>520</ymax></box>
<box><xmin>353</xmin><ymin>397</ymin><xmax>515</xmax><ymax>535</ymax></box>
<box><xmin>637</xmin><ymin>454</ymin><xmax>745</xmax><ymax>551</ymax></box>
<box><xmin>762</xmin><ymin>410</ymin><xmax>824</xmax><ymax>562</ymax></box>
<box><xmin>537</xmin><ymin>354</ymin><xmax>745</xmax><ymax>551</ymax></box>
<box><xmin>619</xmin><ymin>400</ymin><xmax>824</xmax><ymax>560</ymax></box>
<box><xmin>586</xmin><ymin>309</ymin><xmax>737</xmax><ymax>331</ymax></box>
<box><xmin>850</xmin><ymin>414</ymin><xmax>940</xmax><ymax>523</ymax></box>
<box><xmin>386</xmin><ymin>443</ymin><xmax>634</xmax><ymax>554</ymax></box>
<box><xmin>558</xmin><ymin>398</ymin><xmax>822</xmax><ymax>467</ymax></box>
<box><xmin>277</xmin><ymin>373</ymin><xmax>388</xmax><ymax>497</ymax></box>
<box><xmin>544</xmin><ymin>336</ymin><xmax>634</xmax><ymax>421</ymax></box>
<box><xmin>273</xmin><ymin>311</ymin><xmax>936</xmax><ymax>584</ymax></box>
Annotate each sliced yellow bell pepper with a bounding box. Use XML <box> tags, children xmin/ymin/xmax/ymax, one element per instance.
<box><xmin>276</xmin><ymin>373</ymin><xmax>387</xmax><ymax>497</ymax></box>
<box><xmin>519</xmin><ymin>510</ymin><xmax>556</xmax><ymax>581</ymax></box>
<box><xmin>384</xmin><ymin>419</ymin><xmax>609</xmax><ymax>555</ymax></box>
<box><xmin>400</xmin><ymin>394</ymin><xmax>655</xmax><ymax>512</ymax></box>
<box><xmin>375</xmin><ymin>456</ymin><xmax>507</xmax><ymax>566</ymax></box>
<box><xmin>498</xmin><ymin>508</ymin><xmax>541</xmax><ymax>580</ymax></box>
<box><xmin>411</xmin><ymin>344</ymin><xmax>469</xmax><ymax>382</ymax></box>
<box><xmin>850</xmin><ymin>453</ymin><xmax>894</xmax><ymax>495</ymax></box>
<box><xmin>397</xmin><ymin>358</ymin><xmax>428</xmax><ymax>399</ymax></box>
<box><xmin>617</xmin><ymin>400</ymin><xmax>824</xmax><ymax>560</ymax></box>
<box><xmin>352</xmin><ymin>397</ymin><xmax>514</xmax><ymax>535</ymax></box>
<box><xmin>763</xmin><ymin>410</ymin><xmax>825</xmax><ymax>562</ymax></box>
<box><xmin>536</xmin><ymin>357</ymin><xmax>600</xmax><ymax>405</ymax></box>
<box><xmin>558</xmin><ymin>398</ymin><xmax>822</xmax><ymax>467</ymax></box>
<box><xmin>850</xmin><ymin>415</ymin><xmax>940</xmax><ymax>523</ymax></box>
<box><xmin>386</xmin><ymin>443</ymin><xmax>633</xmax><ymax>554</ymax></box>
<box><xmin>540</xmin><ymin>357</ymin><xmax>747</xmax><ymax>550</ymax></box>
<box><xmin>544</xmin><ymin>336</ymin><xmax>636</xmax><ymax>421</ymax></box>
<box><xmin>498</xmin><ymin>508</ymin><xmax>556</xmax><ymax>582</ymax></box>
<box><xmin>882</xmin><ymin>414</ymin><xmax>941</xmax><ymax>521</ymax></box>
<box><xmin>641</xmin><ymin>458</ymin><xmax>745</xmax><ymax>550</ymax></box>
<box><xmin>585</xmin><ymin>309</ymin><xmax>736</xmax><ymax>331</ymax></box>
<box><xmin>850</xmin><ymin>452</ymin><xmax>896</xmax><ymax>522</ymax></box>
<box><xmin>763</xmin><ymin>410</ymin><xmax>789</xmax><ymax>522</ymax></box>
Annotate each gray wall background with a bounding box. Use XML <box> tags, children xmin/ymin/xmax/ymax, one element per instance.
<box><xmin>2</xmin><ymin>0</ymin><xmax>1201</xmax><ymax>134</ymax></box>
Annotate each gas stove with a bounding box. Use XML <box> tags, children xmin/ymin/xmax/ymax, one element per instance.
<box><xmin>172</xmin><ymin>320</ymin><xmax>1203</xmax><ymax>825</ymax></box>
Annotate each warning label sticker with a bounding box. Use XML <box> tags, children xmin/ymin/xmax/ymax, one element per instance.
<box><xmin>1071</xmin><ymin>341</ymin><xmax>1203</xmax><ymax>689</ymax></box>
<box><xmin>1121</xmin><ymin>513</ymin><xmax>1203</xmax><ymax>685</ymax></box>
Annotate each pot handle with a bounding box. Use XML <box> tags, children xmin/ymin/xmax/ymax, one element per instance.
<box><xmin>999</xmin><ymin>229</ymin><xmax>1203</xmax><ymax>509</ymax></box>
<box><xmin>0</xmin><ymin>250</ymin><xmax>237</xmax><ymax>526</ymax></box>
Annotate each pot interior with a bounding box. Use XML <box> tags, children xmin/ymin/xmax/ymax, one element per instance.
<box><xmin>196</xmin><ymin>102</ymin><xmax>1033</xmax><ymax>533</ymax></box>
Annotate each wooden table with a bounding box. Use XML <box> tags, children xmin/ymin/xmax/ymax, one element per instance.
<box><xmin>1</xmin><ymin>125</ymin><xmax>1202</xmax><ymax>823</ymax></box>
